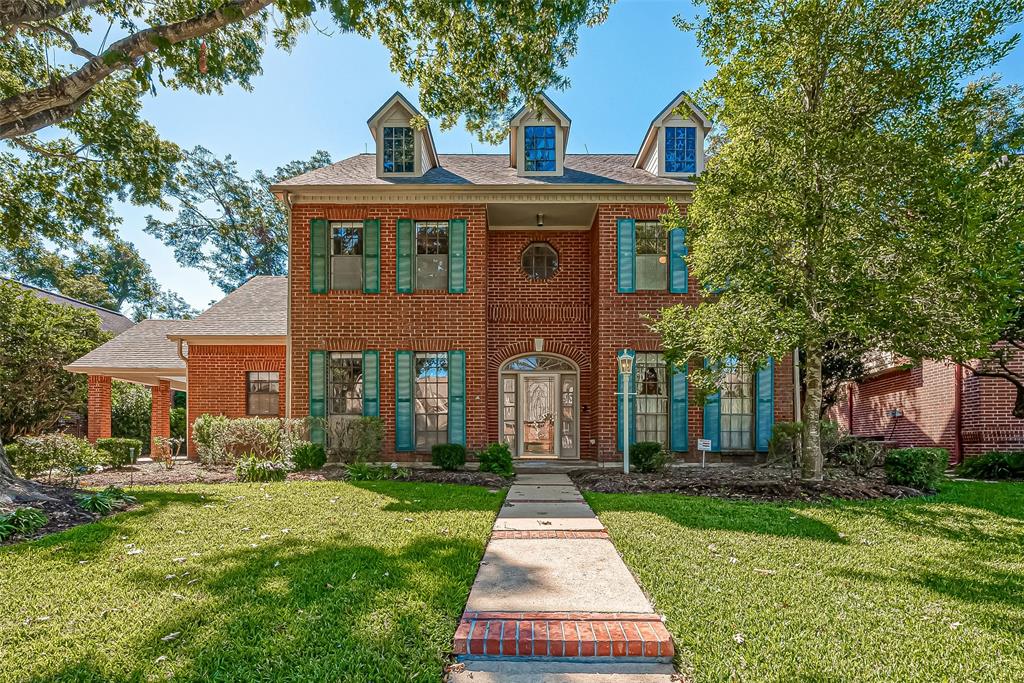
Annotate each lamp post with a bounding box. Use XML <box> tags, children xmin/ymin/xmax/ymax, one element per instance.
<box><xmin>617</xmin><ymin>350</ymin><xmax>635</xmax><ymax>474</ymax></box>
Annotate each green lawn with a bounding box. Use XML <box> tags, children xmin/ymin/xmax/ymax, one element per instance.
<box><xmin>587</xmin><ymin>481</ymin><xmax>1024</xmax><ymax>682</ymax></box>
<box><xmin>0</xmin><ymin>481</ymin><xmax>504</xmax><ymax>682</ymax></box>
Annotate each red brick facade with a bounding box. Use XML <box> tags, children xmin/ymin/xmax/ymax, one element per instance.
<box><xmin>86</xmin><ymin>375</ymin><xmax>112</xmax><ymax>442</ymax></box>
<box><xmin>185</xmin><ymin>344</ymin><xmax>287</xmax><ymax>451</ymax></box>
<box><xmin>283</xmin><ymin>200</ymin><xmax>797</xmax><ymax>462</ymax></box>
<box><xmin>150</xmin><ymin>380</ymin><xmax>171</xmax><ymax>454</ymax></box>
<box><xmin>829</xmin><ymin>356</ymin><xmax>1024</xmax><ymax>462</ymax></box>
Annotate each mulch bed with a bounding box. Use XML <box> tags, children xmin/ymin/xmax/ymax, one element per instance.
<box><xmin>0</xmin><ymin>483</ymin><xmax>101</xmax><ymax>546</ymax></box>
<box><xmin>569</xmin><ymin>466</ymin><xmax>924</xmax><ymax>502</ymax></box>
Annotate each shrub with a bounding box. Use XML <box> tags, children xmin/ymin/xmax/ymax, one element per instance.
<box><xmin>192</xmin><ymin>414</ymin><xmax>231</xmax><ymax>463</ymax></box>
<box><xmin>431</xmin><ymin>443</ymin><xmax>466</xmax><ymax>471</ymax></box>
<box><xmin>884</xmin><ymin>448</ymin><xmax>948</xmax><ymax>490</ymax></box>
<box><xmin>13</xmin><ymin>433</ymin><xmax>100</xmax><ymax>485</ymax></box>
<box><xmin>346</xmin><ymin>462</ymin><xmax>411</xmax><ymax>481</ymax></box>
<box><xmin>291</xmin><ymin>441</ymin><xmax>326</xmax><ymax>471</ymax></box>
<box><xmin>956</xmin><ymin>450</ymin><xmax>1024</xmax><ymax>480</ymax></box>
<box><xmin>235</xmin><ymin>456</ymin><xmax>289</xmax><ymax>483</ymax></box>
<box><xmin>477</xmin><ymin>442</ymin><xmax>515</xmax><ymax>478</ymax></box>
<box><xmin>330</xmin><ymin>417</ymin><xmax>385</xmax><ymax>463</ymax></box>
<box><xmin>152</xmin><ymin>436</ymin><xmax>184</xmax><ymax>469</ymax></box>
<box><xmin>192</xmin><ymin>415</ymin><xmax>307</xmax><ymax>465</ymax></box>
<box><xmin>95</xmin><ymin>438</ymin><xmax>143</xmax><ymax>468</ymax></box>
<box><xmin>0</xmin><ymin>507</ymin><xmax>48</xmax><ymax>541</ymax></box>
<box><xmin>76</xmin><ymin>486</ymin><xmax>136</xmax><ymax>515</ymax></box>
<box><xmin>630</xmin><ymin>441</ymin><xmax>668</xmax><ymax>473</ymax></box>
<box><xmin>767</xmin><ymin>421</ymin><xmax>804</xmax><ymax>475</ymax></box>
<box><xmin>170</xmin><ymin>407</ymin><xmax>187</xmax><ymax>440</ymax></box>
<box><xmin>835</xmin><ymin>439</ymin><xmax>885</xmax><ymax>476</ymax></box>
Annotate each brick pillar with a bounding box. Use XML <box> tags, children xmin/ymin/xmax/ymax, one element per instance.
<box><xmin>86</xmin><ymin>375</ymin><xmax>112</xmax><ymax>443</ymax></box>
<box><xmin>151</xmin><ymin>380</ymin><xmax>171</xmax><ymax>455</ymax></box>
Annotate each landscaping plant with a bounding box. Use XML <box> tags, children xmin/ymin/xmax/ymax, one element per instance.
<box><xmin>345</xmin><ymin>463</ymin><xmax>411</xmax><ymax>482</ymax></box>
<box><xmin>836</xmin><ymin>440</ymin><xmax>886</xmax><ymax>477</ymax></box>
<box><xmin>13</xmin><ymin>433</ymin><xmax>101</xmax><ymax>486</ymax></box>
<box><xmin>291</xmin><ymin>441</ymin><xmax>326</xmax><ymax>471</ymax></box>
<box><xmin>884</xmin><ymin>448</ymin><xmax>949</xmax><ymax>490</ymax></box>
<box><xmin>431</xmin><ymin>444</ymin><xmax>466</xmax><ymax>471</ymax></box>
<box><xmin>956</xmin><ymin>450</ymin><xmax>1024</xmax><ymax>480</ymax></box>
<box><xmin>477</xmin><ymin>443</ymin><xmax>515</xmax><ymax>478</ymax></box>
<box><xmin>331</xmin><ymin>417</ymin><xmax>385</xmax><ymax>463</ymax></box>
<box><xmin>0</xmin><ymin>507</ymin><xmax>48</xmax><ymax>541</ymax></box>
<box><xmin>235</xmin><ymin>456</ymin><xmax>289</xmax><ymax>483</ymax></box>
<box><xmin>95</xmin><ymin>438</ymin><xmax>143</xmax><ymax>468</ymax></box>
<box><xmin>631</xmin><ymin>441</ymin><xmax>668</xmax><ymax>473</ymax></box>
<box><xmin>76</xmin><ymin>487</ymin><xmax>137</xmax><ymax>515</ymax></box>
<box><xmin>767</xmin><ymin>421</ymin><xmax>804</xmax><ymax>476</ymax></box>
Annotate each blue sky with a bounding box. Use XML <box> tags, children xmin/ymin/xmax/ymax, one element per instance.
<box><xmin>115</xmin><ymin>0</ymin><xmax>1024</xmax><ymax>311</ymax></box>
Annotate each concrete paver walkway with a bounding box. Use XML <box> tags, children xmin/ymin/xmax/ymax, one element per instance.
<box><xmin>449</xmin><ymin>472</ymin><xmax>675</xmax><ymax>682</ymax></box>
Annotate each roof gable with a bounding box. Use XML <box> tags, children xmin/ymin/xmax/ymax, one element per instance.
<box><xmin>366</xmin><ymin>92</ymin><xmax>439</xmax><ymax>169</ymax></box>
<box><xmin>634</xmin><ymin>91</ymin><xmax>711</xmax><ymax>170</ymax></box>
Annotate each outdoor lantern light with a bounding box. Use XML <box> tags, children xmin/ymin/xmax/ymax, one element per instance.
<box><xmin>616</xmin><ymin>350</ymin><xmax>636</xmax><ymax>474</ymax></box>
<box><xmin>536</xmin><ymin>212</ymin><xmax>544</xmax><ymax>227</ymax></box>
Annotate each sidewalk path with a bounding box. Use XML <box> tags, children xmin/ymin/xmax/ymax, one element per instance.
<box><xmin>449</xmin><ymin>472</ymin><xmax>676</xmax><ymax>682</ymax></box>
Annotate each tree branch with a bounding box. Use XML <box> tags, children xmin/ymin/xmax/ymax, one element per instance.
<box><xmin>0</xmin><ymin>0</ymin><xmax>97</xmax><ymax>29</ymax></box>
<box><xmin>0</xmin><ymin>0</ymin><xmax>272</xmax><ymax>139</ymax></box>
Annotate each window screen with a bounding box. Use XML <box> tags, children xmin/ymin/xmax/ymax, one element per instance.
<box><xmin>415</xmin><ymin>221</ymin><xmax>449</xmax><ymax>291</ymax></box>
<box><xmin>635</xmin><ymin>221</ymin><xmax>668</xmax><ymax>290</ymax></box>
<box><xmin>247</xmin><ymin>371</ymin><xmax>279</xmax><ymax>416</ymax></box>
<box><xmin>331</xmin><ymin>221</ymin><xmax>363</xmax><ymax>290</ymax></box>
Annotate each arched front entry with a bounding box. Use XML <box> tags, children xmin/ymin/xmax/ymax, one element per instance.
<box><xmin>499</xmin><ymin>354</ymin><xmax>579</xmax><ymax>459</ymax></box>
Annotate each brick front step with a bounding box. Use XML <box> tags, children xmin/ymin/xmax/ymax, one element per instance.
<box><xmin>454</xmin><ymin>612</ymin><xmax>673</xmax><ymax>660</ymax></box>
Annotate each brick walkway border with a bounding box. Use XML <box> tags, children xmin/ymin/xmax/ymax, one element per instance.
<box><xmin>490</xmin><ymin>529</ymin><xmax>609</xmax><ymax>540</ymax></box>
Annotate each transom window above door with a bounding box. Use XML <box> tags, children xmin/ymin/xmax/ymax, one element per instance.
<box><xmin>521</xmin><ymin>242</ymin><xmax>558</xmax><ymax>280</ymax></box>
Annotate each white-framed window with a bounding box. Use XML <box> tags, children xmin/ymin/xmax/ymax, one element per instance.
<box><xmin>665</xmin><ymin>126</ymin><xmax>697</xmax><ymax>174</ymax></box>
<box><xmin>330</xmin><ymin>221</ymin><xmax>363</xmax><ymax>290</ymax></box>
<box><xmin>524</xmin><ymin>125</ymin><xmax>557</xmax><ymax>172</ymax></box>
<box><xmin>247</xmin><ymin>371</ymin><xmax>279</xmax><ymax>416</ymax></box>
<box><xmin>328</xmin><ymin>352</ymin><xmax>363</xmax><ymax>415</ymax></box>
<box><xmin>635</xmin><ymin>221</ymin><xmax>668</xmax><ymax>290</ymax></box>
<box><xmin>720</xmin><ymin>360</ymin><xmax>754</xmax><ymax>450</ymax></box>
<box><xmin>414</xmin><ymin>352</ymin><xmax>448</xmax><ymax>450</ymax></box>
<box><xmin>382</xmin><ymin>126</ymin><xmax>415</xmax><ymax>173</ymax></box>
<box><xmin>635</xmin><ymin>353</ymin><xmax>669</xmax><ymax>446</ymax></box>
<box><xmin>522</xmin><ymin>242</ymin><xmax>558</xmax><ymax>280</ymax></box>
<box><xmin>415</xmin><ymin>221</ymin><xmax>449</xmax><ymax>291</ymax></box>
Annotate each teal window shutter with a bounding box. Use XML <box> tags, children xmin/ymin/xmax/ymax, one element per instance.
<box><xmin>448</xmin><ymin>350</ymin><xmax>466</xmax><ymax>445</ymax></box>
<box><xmin>362</xmin><ymin>350</ymin><xmax>379</xmax><ymax>417</ymax></box>
<box><xmin>703</xmin><ymin>360</ymin><xmax>720</xmax><ymax>452</ymax></box>
<box><xmin>396</xmin><ymin>219</ymin><xmax>414</xmax><ymax>293</ymax></box>
<box><xmin>363</xmin><ymin>219</ymin><xmax>380</xmax><ymax>293</ymax></box>
<box><xmin>670</xmin><ymin>362</ymin><xmax>689</xmax><ymax>452</ymax></box>
<box><xmin>616</xmin><ymin>349</ymin><xmax>636</xmax><ymax>451</ymax></box>
<box><xmin>616</xmin><ymin>218</ymin><xmax>636</xmax><ymax>293</ymax></box>
<box><xmin>310</xmin><ymin>219</ymin><xmax>328</xmax><ymax>294</ymax></box>
<box><xmin>449</xmin><ymin>219</ymin><xmax>467</xmax><ymax>294</ymax></box>
<box><xmin>395</xmin><ymin>351</ymin><xmax>414</xmax><ymax>451</ymax></box>
<box><xmin>668</xmin><ymin>228</ymin><xmax>688</xmax><ymax>293</ymax></box>
<box><xmin>755</xmin><ymin>357</ymin><xmax>775</xmax><ymax>452</ymax></box>
<box><xmin>308</xmin><ymin>350</ymin><xmax>326</xmax><ymax>446</ymax></box>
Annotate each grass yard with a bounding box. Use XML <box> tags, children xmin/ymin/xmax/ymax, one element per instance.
<box><xmin>0</xmin><ymin>480</ymin><xmax>504</xmax><ymax>682</ymax></box>
<box><xmin>587</xmin><ymin>480</ymin><xmax>1024</xmax><ymax>682</ymax></box>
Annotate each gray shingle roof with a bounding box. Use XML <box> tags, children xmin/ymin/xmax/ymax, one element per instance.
<box><xmin>2</xmin><ymin>277</ymin><xmax>134</xmax><ymax>334</ymax></box>
<box><xmin>66</xmin><ymin>320</ymin><xmax>185</xmax><ymax>371</ymax></box>
<box><xmin>274</xmin><ymin>154</ymin><xmax>693</xmax><ymax>188</ymax></box>
<box><xmin>170</xmin><ymin>276</ymin><xmax>286</xmax><ymax>338</ymax></box>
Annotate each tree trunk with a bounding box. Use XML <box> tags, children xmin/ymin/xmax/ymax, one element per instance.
<box><xmin>0</xmin><ymin>438</ymin><xmax>56</xmax><ymax>506</ymax></box>
<box><xmin>801</xmin><ymin>345</ymin><xmax>825</xmax><ymax>480</ymax></box>
<box><xmin>1014</xmin><ymin>384</ymin><xmax>1024</xmax><ymax>419</ymax></box>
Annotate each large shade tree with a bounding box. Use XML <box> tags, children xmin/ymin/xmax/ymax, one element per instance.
<box><xmin>654</xmin><ymin>0</ymin><xmax>1024</xmax><ymax>479</ymax></box>
<box><xmin>144</xmin><ymin>146</ymin><xmax>331</xmax><ymax>292</ymax></box>
<box><xmin>1</xmin><ymin>0</ymin><xmax>613</xmax><ymax>262</ymax></box>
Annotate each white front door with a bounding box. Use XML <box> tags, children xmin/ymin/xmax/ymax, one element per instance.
<box><xmin>519</xmin><ymin>373</ymin><xmax>559</xmax><ymax>457</ymax></box>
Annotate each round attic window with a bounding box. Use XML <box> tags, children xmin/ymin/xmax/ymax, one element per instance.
<box><xmin>522</xmin><ymin>243</ymin><xmax>559</xmax><ymax>280</ymax></box>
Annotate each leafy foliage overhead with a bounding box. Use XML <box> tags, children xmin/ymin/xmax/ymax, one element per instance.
<box><xmin>654</xmin><ymin>0</ymin><xmax>1024</xmax><ymax>478</ymax></box>
<box><xmin>145</xmin><ymin>146</ymin><xmax>330</xmax><ymax>292</ymax></box>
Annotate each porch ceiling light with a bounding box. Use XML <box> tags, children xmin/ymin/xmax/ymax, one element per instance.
<box><xmin>536</xmin><ymin>212</ymin><xmax>544</xmax><ymax>227</ymax></box>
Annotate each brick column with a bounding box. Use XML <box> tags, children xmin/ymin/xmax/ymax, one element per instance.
<box><xmin>151</xmin><ymin>380</ymin><xmax>171</xmax><ymax>455</ymax></box>
<box><xmin>86</xmin><ymin>375</ymin><xmax>112</xmax><ymax>443</ymax></box>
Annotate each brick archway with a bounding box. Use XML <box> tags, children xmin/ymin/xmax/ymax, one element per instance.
<box><xmin>489</xmin><ymin>341</ymin><xmax>590</xmax><ymax>373</ymax></box>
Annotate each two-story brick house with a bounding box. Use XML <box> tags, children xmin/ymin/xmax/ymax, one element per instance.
<box><xmin>72</xmin><ymin>91</ymin><xmax>797</xmax><ymax>463</ymax></box>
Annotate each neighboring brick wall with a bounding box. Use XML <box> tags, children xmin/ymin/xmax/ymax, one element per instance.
<box><xmin>831</xmin><ymin>361</ymin><xmax>958</xmax><ymax>455</ymax></box>
<box><xmin>289</xmin><ymin>204</ymin><xmax>489</xmax><ymax>461</ymax></box>
<box><xmin>186</xmin><ymin>344</ymin><xmax>286</xmax><ymax>453</ymax></box>
<box><xmin>86</xmin><ymin>375</ymin><xmax>112</xmax><ymax>443</ymax></box>
<box><xmin>961</xmin><ymin>350</ymin><xmax>1024</xmax><ymax>456</ymax></box>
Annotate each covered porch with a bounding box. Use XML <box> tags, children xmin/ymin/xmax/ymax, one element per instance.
<box><xmin>64</xmin><ymin>320</ymin><xmax>186</xmax><ymax>454</ymax></box>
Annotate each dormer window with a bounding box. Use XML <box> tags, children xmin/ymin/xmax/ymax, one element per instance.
<box><xmin>383</xmin><ymin>127</ymin><xmax>415</xmax><ymax>173</ymax></box>
<box><xmin>524</xmin><ymin>126</ymin><xmax>557</xmax><ymax>172</ymax></box>
<box><xmin>664</xmin><ymin>127</ymin><xmax>697</xmax><ymax>174</ymax></box>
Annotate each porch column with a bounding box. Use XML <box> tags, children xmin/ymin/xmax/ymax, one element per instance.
<box><xmin>150</xmin><ymin>380</ymin><xmax>171</xmax><ymax>455</ymax></box>
<box><xmin>86</xmin><ymin>375</ymin><xmax>112</xmax><ymax>443</ymax></box>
